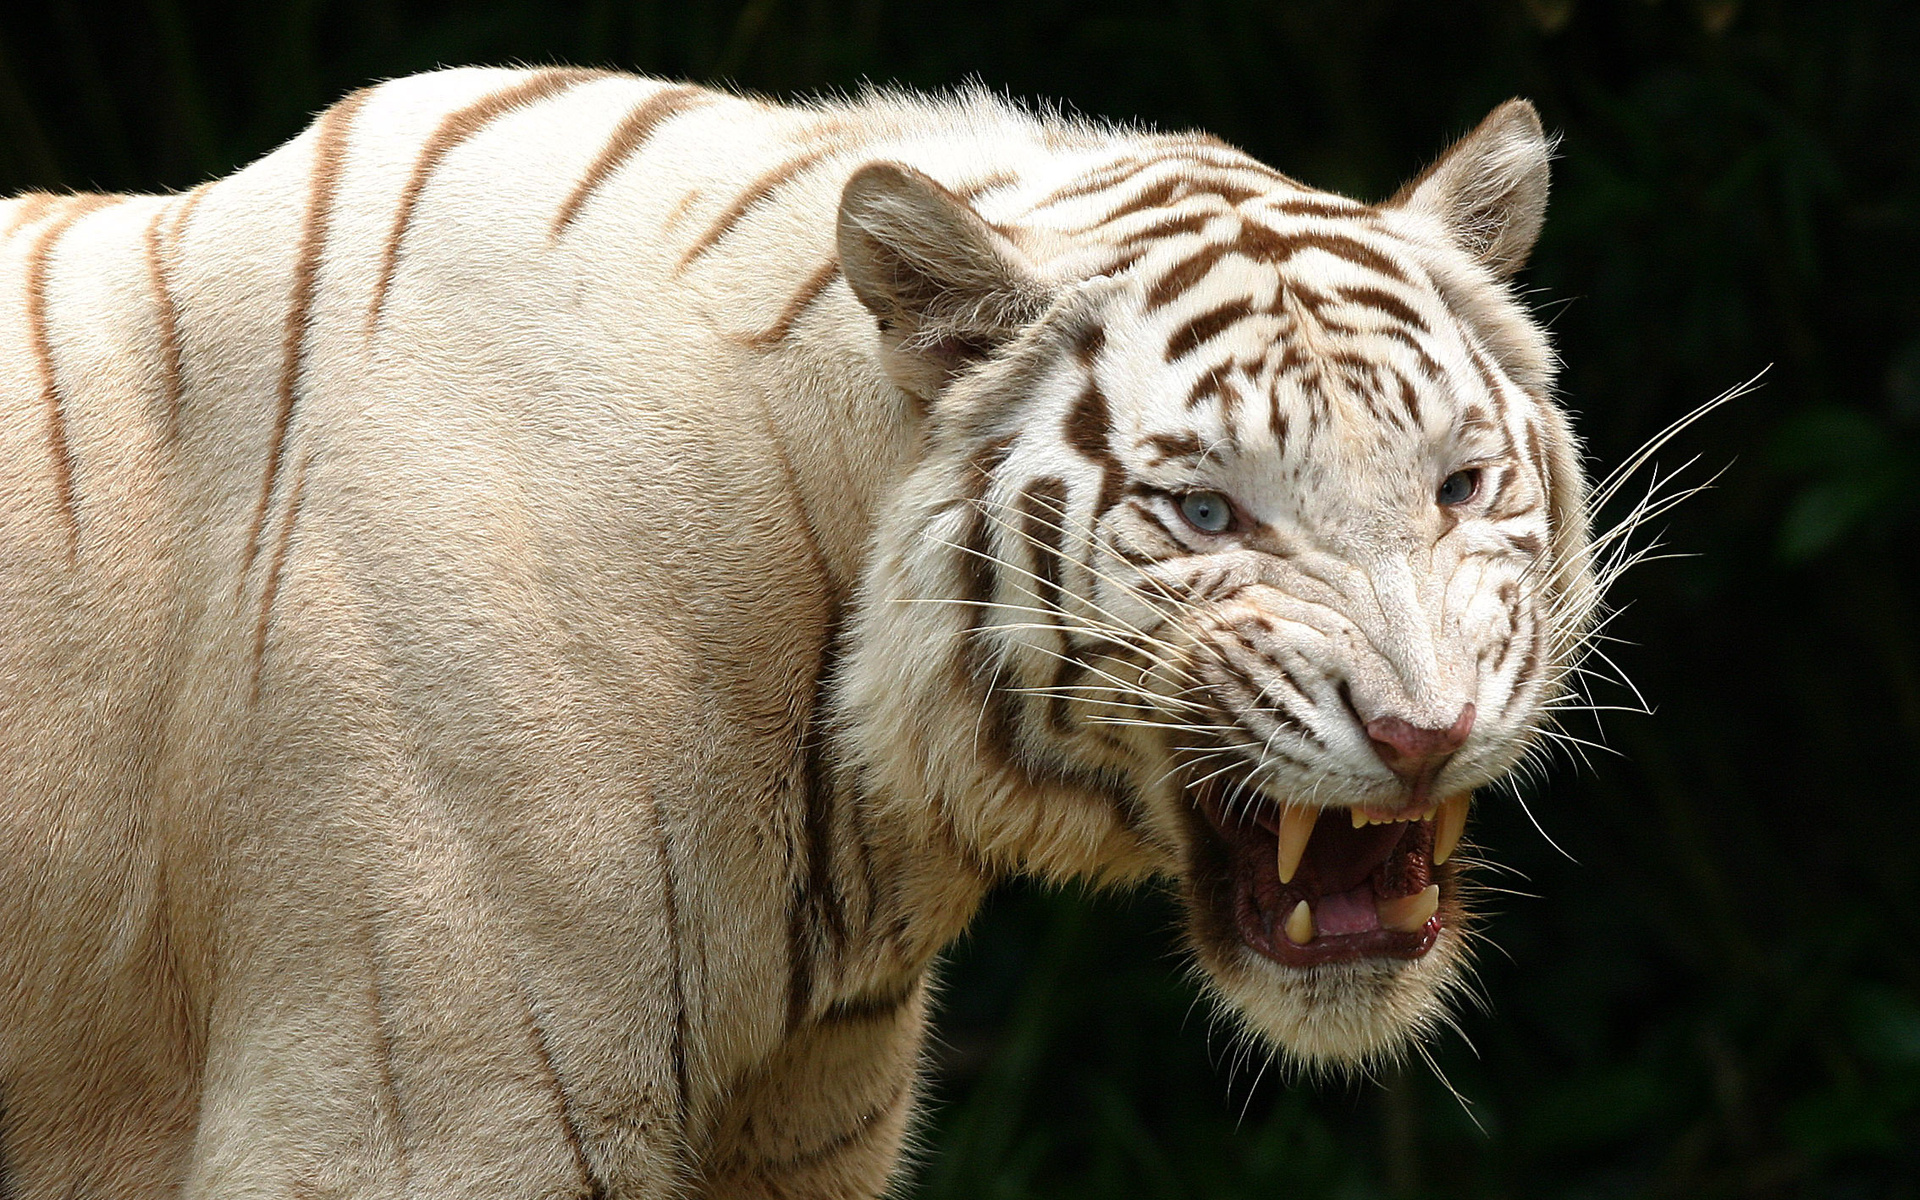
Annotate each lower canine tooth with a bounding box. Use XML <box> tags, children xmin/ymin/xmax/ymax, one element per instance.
<box><xmin>1377</xmin><ymin>884</ymin><xmax>1439</xmax><ymax>933</ymax></box>
<box><xmin>1276</xmin><ymin>804</ymin><xmax>1315</xmax><ymax>884</ymax></box>
<box><xmin>1284</xmin><ymin>900</ymin><xmax>1314</xmax><ymax>945</ymax></box>
<box><xmin>1433</xmin><ymin>793</ymin><xmax>1471</xmax><ymax>865</ymax></box>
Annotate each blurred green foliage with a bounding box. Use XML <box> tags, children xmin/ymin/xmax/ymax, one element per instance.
<box><xmin>4</xmin><ymin>0</ymin><xmax>1917</xmax><ymax>1195</ymax></box>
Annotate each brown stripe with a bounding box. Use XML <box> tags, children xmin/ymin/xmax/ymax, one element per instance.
<box><xmin>1123</xmin><ymin>497</ymin><xmax>1187</xmax><ymax>555</ymax></box>
<box><xmin>249</xmin><ymin>452</ymin><xmax>309</xmax><ymax>697</ymax></box>
<box><xmin>1187</xmin><ymin>363</ymin><xmax>1234</xmax><ymax>410</ymax></box>
<box><xmin>788</xmin><ymin>725</ymin><xmax>850</xmax><ymax>1031</ymax></box>
<box><xmin>744</xmin><ymin>259</ymin><xmax>840</xmax><ymax>348</ymax></box>
<box><xmin>1120</xmin><ymin>210</ymin><xmax>1212</xmax><ymax>246</ymax></box>
<box><xmin>1064</xmin><ymin>382</ymin><xmax>1124</xmax><ymax>516</ymax></box>
<box><xmin>244</xmin><ymin>89</ymin><xmax>370</xmax><ymax>577</ymax></box>
<box><xmin>1267</xmin><ymin>196</ymin><xmax>1371</xmax><ymax>220</ymax></box>
<box><xmin>651</xmin><ymin>794</ymin><xmax>692</xmax><ymax>1125</ymax></box>
<box><xmin>3</xmin><ymin>192</ymin><xmax>58</xmax><ymax>238</ymax></box>
<box><xmin>24</xmin><ymin>193</ymin><xmax>119</xmax><ymax>564</ymax></box>
<box><xmin>1269</xmin><ymin>393</ymin><xmax>1290</xmax><ymax>445</ymax></box>
<box><xmin>815</xmin><ymin>978</ymin><xmax>921</xmax><ymax>1027</ymax></box>
<box><xmin>550</xmin><ymin>84</ymin><xmax>714</xmax><ymax>239</ymax></box>
<box><xmin>515</xmin><ymin>982</ymin><xmax>608</xmax><ymax>1200</ymax></box>
<box><xmin>1020</xmin><ymin>478</ymin><xmax>1068</xmax><ymax>617</ymax></box>
<box><xmin>1071</xmin><ymin>319</ymin><xmax>1106</xmax><ymax>369</ymax></box>
<box><xmin>1239</xmin><ymin>225</ymin><xmax>1410</xmax><ymax>283</ymax></box>
<box><xmin>1140</xmin><ymin>431</ymin><xmax>1203</xmax><ymax>464</ymax></box>
<box><xmin>1396</xmin><ymin>371</ymin><xmax>1424</xmax><ymax>427</ymax></box>
<box><xmin>1379</xmin><ymin>326</ymin><xmax>1445</xmax><ymax>379</ymax></box>
<box><xmin>367</xmin><ymin>69</ymin><xmax>605</xmax><ymax>333</ymax></box>
<box><xmin>1165</xmin><ymin>299</ymin><xmax>1253</xmax><ymax>362</ymax></box>
<box><xmin>1032</xmin><ymin>153</ymin><xmax>1156</xmax><ymax>208</ymax></box>
<box><xmin>1144</xmin><ymin>243</ymin><xmax>1230</xmax><ymax>311</ymax></box>
<box><xmin>676</xmin><ymin>144</ymin><xmax>842</xmax><ymax>273</ymax></box>
<box><xmin>1336</xmin><ymin>284</ymin><xmax>1429</xmax><ymax>333</ymax></box>
<box><xmin>141</xmin><ymin>187</ymin><xmax>209</xmax><ymax>430</ymax></box>
<box><xmin>361</xmin><ymin>918</ymin><xmax>414</xmax><ymax>1187</ymax></box>
<box><xmin>954</xmin><ymin>169</ymin><xmax>1019</xmax><ymax>202</ymax></box>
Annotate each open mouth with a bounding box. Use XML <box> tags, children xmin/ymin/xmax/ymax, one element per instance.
<box><xmin>1194</xmin><ymin>780</ymin><xmax>1469</xmax><ymax>967</ymax></box>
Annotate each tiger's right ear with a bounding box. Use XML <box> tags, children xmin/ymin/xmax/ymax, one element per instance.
<box><xmin>838</xmin><ymin>162</ymin><xmax>1051</xmax><ymax>400</ymax></box>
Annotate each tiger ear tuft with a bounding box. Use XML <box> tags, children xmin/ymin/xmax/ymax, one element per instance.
<box><xmin>1389</xmin><ymin>99</ymin><xmax>1552</xmax><ymax>279</ymax></box>
<box><xmin>838</xmin><ymin>162</ymin><xmax>1050</xmax><ymax>398</ymax></box>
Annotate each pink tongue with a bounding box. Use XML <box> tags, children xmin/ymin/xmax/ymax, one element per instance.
<box><xmin>1315</xmin><ymin>886</ymin><xmax>1382</xmax><ymax>936</ymax></box>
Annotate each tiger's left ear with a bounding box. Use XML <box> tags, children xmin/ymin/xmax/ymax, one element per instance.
<box><xmin>1388</xmin><ymin>99</ymin><xmax>1552</xmax><ymax>279</ymax></box>
<box><xmin>839</xmin><ymin>162</ymin><xmax>1052</xmax><ymax>399</ymax></box>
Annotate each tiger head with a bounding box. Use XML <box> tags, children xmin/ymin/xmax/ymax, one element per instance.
<box><xmin>836</xmin><ymin>101</ymin><xmax>1595</xmax><ymax>1069</ymax></box>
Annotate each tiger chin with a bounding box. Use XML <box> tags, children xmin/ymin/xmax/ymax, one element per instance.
<box><xmin>0</xmin><ymin>65</ymin><xmax>1596</xmax><ymax>1197</ymax></box>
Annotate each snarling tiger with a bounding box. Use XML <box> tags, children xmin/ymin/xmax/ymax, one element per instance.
<box><xmin>0</xmin><ymin>67</ymin><xmax>1592</xmax><ymax>1197</ymax></box>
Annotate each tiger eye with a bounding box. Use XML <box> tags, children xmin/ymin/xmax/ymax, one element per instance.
<box><xmin>1437</xmin><ymin>470</ymin><xmax>1480</xmax><ymax>507</ymax></box>
<box><xmin>1178</xmin><ymin>490</ymin><xmax>1234</xmax><ymax>533</ymax></box>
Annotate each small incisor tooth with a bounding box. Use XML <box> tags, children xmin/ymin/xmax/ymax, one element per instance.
<box><xmin>1284</xmin><ymin>900</ymin><xmax>1314</xmax><ymax>945</ymax></box>
<box><xmin>1433</xmin><ymin>793</ymin><xmax>1471</xmax><ymax>865</ymax></box>
<box><xmin>1276</xmin><ymin>804</ymin><xmax>1316</xmax><ymax>884</ymax></box>
<box><xmin>1377</xmin><ymin>884</ymin><xmax>1440</xmax><ymax>933</ymax></box>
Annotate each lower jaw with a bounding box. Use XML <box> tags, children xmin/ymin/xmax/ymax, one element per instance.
<box><xmin>1234</xmin><ymin>881</ymin><xmax>1441</xmax><ymax>968</ymax></box>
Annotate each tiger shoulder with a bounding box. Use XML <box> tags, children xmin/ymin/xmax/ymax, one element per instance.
<box><xmin>0</xmin><ymin>66</ymin><xmax>1590</xmax><ymax>1198</ymax></box>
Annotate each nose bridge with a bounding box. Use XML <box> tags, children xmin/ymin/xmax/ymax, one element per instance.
<box><xmin>1354</xmin><ymin>547</ymin><xmax>1457</xmax><ymax>719</ymax></box>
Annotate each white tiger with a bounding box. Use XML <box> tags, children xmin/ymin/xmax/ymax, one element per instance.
<box><xmin>0</xmin><ymin>67</ymin><xmax>1590</xmax><ymax>1198</ymax></box>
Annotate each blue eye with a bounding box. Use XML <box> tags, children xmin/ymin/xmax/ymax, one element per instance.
<box><xmin>1178</xmin><ymin>490</ymin><xmax>1234</xmax><ymax>534</ymax></box>
<box><xmin>1437</xmin><ymin>469</ymin><xmax>1479</xmax><ymax>506</ymax></box>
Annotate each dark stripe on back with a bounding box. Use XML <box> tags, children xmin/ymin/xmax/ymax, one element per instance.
<box><xmin>677</xmin><ymin>143</ymin><xmax>843</xmax><ymax>273</ymax></box>
<box><xmin>244</xmin><ymin>88</ymin><xmax>370</xmax><ymax>576</ymax></box>
<box><xmin>3</xmin><ymin>192</ymin><xmax>57</xmax><ymax>237</ymax></box>
<box><xmin>367</xmin><ymin>69</ymin><xmax>604</xmax><ymax>333</ymax></box>
<box><xmin>550</xmin><ymin>84</ymin><xmax>714</xmax><ymax>238</ymax></box>
<box><xmin>249</xmin><ymin>452</ymin><xmax>310</xmax><ymax>698</ymax></box>
<box><xmin>24</xmin><ymin>193</ymin><xmax>119</xmax><ymax>564</ymax></box>
<box><xmin>744</xmin><ymin>259</ymin><xmax>841</xmax><ymax>348</ymax></box>
<box><xmin>141</xmin><ymin>187</ymin><xmax>208</xmax><ymax>431</ymax></box>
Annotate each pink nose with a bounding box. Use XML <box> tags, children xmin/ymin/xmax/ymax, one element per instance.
<box><xmin>1365</xmin><ymin>703</ymin><xmax>1475</xmax><ymax>789</ymax></box>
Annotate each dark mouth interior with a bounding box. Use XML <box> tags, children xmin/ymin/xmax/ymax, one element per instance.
<box><xmin>1196</xmin><ymin>780</ymin><xmax>1445</xmax><ymax>967</ymax></box>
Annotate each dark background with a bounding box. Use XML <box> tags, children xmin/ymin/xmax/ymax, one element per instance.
<box><xmin>4</xmin><ymin>1</ymin><xmax>1915</xmax><ymax>1195</ymax></box>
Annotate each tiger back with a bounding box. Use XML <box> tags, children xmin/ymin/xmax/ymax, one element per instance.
<box><xmin>0</xmin><ymin>67</ymin><xmax>1589</xmax><ymax>1198</ymax></box>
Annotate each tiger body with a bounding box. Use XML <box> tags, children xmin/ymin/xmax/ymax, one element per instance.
<box><xmin>0</xmin><ymin>67</ymin><xmax>1590</xmax><ymax>1198</ymax></box>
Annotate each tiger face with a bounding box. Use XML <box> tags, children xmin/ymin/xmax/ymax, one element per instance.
<box><xmin>840</xmin><ymin>101</ymin><xmax>1594</xmax><ymax>1068</ymax></box>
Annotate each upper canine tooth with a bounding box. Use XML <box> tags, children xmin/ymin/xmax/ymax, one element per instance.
<box><xmin>1433</xmin><ymin>793</ymin><xmax>1471</xmax><ymax>865</ymax></box>
<box><xmin>1351</xmin><ymin>807</ymin><xmax>1368</xmax><ymax>828</ymax></box>
<box><xmin>1276</xmin><ymin>804</ymin><xmax>1316</xmax><ymax>884</ymax></box>
<box><xmin>1377</xmin><ymin>884</ymin><xmax>1440</xmax><ymax>933</ymax></box>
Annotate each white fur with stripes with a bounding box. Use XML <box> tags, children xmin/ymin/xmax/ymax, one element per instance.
<box><xmin>0</xmin><ymin>66</ymin><xmax>1589</xmax><ymax>1198</ymax></box>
